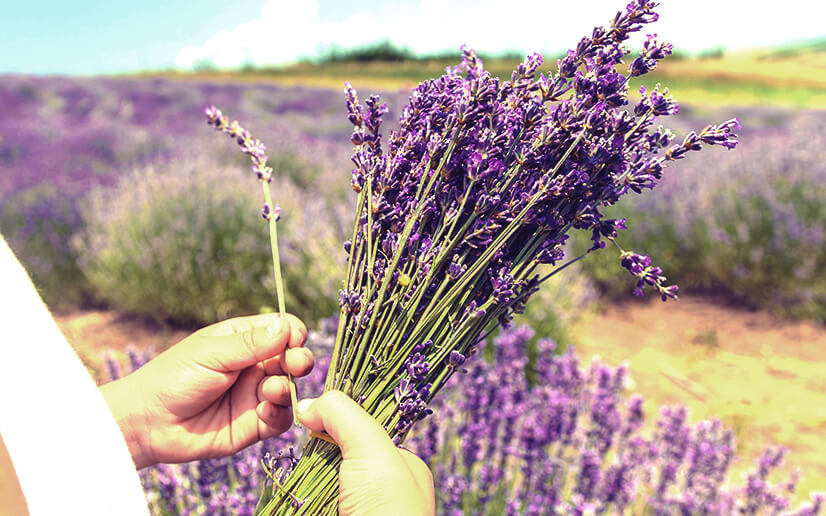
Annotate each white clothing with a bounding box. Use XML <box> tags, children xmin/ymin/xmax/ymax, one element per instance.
<box><xmin>0</xmin><ymin>235</ymin><xmax>149</xmax><ymax>515</ymax></box>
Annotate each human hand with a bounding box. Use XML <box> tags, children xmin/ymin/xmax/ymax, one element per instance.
<box><xmin>296</xmin><ymin>391</ymin><xmax>435</xmax><ymax>516</ymax></box>
<box><xmin>101</xmin><ymin>313</ymin><xmax>314</xmax><ymax>469</ymax></box>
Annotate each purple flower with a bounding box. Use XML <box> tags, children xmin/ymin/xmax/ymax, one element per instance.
<box><xmin>629</xmin><ymin>34</ymin><xmax>673</xmax><ymax>76</ymax></box>
<box><xmin>448</xmin><ymin>350</ymin><xmax>466</xmax><ymax>368</ymax></box>
<box><xmin>620</xmin><ymin>250</ymin><xmax>679</xmax><ymax>300</ymax></box>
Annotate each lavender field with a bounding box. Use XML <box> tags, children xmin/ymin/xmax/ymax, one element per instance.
<box><xmin>2</xmin><ymin>71</ymin><xmax>825</xmax><ymax>514</ymax></box>
<box><xmin>3</xmin><ymin>75</ymin><xmax>822</xmax><ymax>321</ymax></box>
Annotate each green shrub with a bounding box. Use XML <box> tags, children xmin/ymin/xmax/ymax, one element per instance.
<box><xmin>75</xmin><ymin>156</ymin><xmax>347</xmax><ymax>326</ymax></box>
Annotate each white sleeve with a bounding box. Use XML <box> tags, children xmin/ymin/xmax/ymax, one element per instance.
<box><xmin>0</xmin><ymin>235</ymin><xmax>150</xmax><ymax>516</ymax></box>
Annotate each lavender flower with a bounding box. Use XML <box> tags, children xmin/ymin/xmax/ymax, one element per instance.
<box><xmin>619</xmin><ymin>250</ymin><xmax>679</xmax><ymax>300</ymax></box>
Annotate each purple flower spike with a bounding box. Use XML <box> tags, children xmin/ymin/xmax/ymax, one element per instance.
<box><xmin>630</xmin><ymin>33</ymin><xmax>673</xmax><ymax>76</ymax></box>
<box><xmin>448</xmin><ymin>350</ymin><xmax>466</xmax><ymax>367</ymax></box>
<box><xmin>205</xmin><ymin>105</ymin><xmax>273</xmax><ymax>183</ymax></box>
<box><xmin>260</xmin><ymin>203</ymin><xmax>281</xmax><ymax>222</ymax></box>
<box><xmin>699</xmin><ymin>118</ymin><xmax>741</xmax><ymax>149</ymax></box>
<box><xmin>620</xmin><ymin>250</ymin><xmax>678</xmax><ymax>301</ymax></box>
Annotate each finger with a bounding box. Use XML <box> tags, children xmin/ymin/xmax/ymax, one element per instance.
<box><xmin>285</xmin><ymin>347</ymin><xmax>314</xmax><ymax>377</ymax></box>
<box><xmin>283</xmin><ymin>313</ymin><xmax>308</xmax><ymax>349</ymax></box>
<box><xmin>398</xmin><ymin>449</ymin><xmax>435</xmax><ymax>508</ymax></box>
<box><xmin>198</xmin><ymin>313</ymin><xmax>287</xmax><ymax>337</ymax></box>
<box><xmin>295</xmin><ymin>391</ymin><xmax>399</xmax><ymax>463</ymax></box>
<box><xmin>257</xmin><ymin>375</ymin><xmax>292</xmax><ymax>406</ymax></box>
<box><xmin>256</xmin><ymin>401</ymin><xmax>293</xmax><ymax>439</ymax></box>
<box><xmin>189</xmin><ymin>314</ymin><xmax>291</xmax><ymax>373</ymax></box>
<box><xmin>262</xmin><ymin>354</ymin><xmax>285</xmax><ymax>376</ymax></box>
<box><xmin>263</xmin><ymin>348</ymin><xmax>314</xmax><ymax>377</ymax></box>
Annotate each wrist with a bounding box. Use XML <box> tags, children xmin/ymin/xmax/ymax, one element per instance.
<box><xmin>100</xmin><ymin>375</ymin><xmax>155</xmax><ymax>469</ymax></box>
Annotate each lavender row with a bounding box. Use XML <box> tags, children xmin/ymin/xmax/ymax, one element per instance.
<box><xmin>0</xmin><ymin>76</ymin><xmax>363</xmax><ymax>311</ymax></box>
<box><xmin>572</xmin><ymin>109</ymin><xmax>826</xmax><ymax>319</ymax></box>
<box><xmin>2</xmin><ymin>74</ymin><xmax>821</xmax><ymax>321</ymax></box>
<box><xmin>104</xmin><ymin>323</ymin><xmax>822</xmax><ymax>515</ymax></box>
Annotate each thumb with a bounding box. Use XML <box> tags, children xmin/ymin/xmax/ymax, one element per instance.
<box><xmin>295</xmin><ymin>391</ymin><xmax>399</xmax><ymax>463</ymax></box>
<box><xmin>184</xmin><ymin>313</ymin><xmax>291</xmax><ymax>373</ymax></box>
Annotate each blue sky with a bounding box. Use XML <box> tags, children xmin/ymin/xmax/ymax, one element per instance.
<box><xmin>3</xmin><ymin>0</ymin><xmax>824</xmax><ymax>75</ymax></box>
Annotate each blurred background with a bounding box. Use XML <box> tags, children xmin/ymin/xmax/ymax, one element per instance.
<box><xmin>2</xmin><ymin>0</ymin><xmax>825</xmax><ymax>510</ymax></box>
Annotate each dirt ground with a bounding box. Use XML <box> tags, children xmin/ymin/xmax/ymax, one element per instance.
<box><xmin>568</xmin><ymin>295</ymin><xmax>826</xmax><ymax>500</ymax></box>
<box><xmin>53</xmin><ymin>295</ymin><xmax>826</xmax><ymax>501</ymax></box>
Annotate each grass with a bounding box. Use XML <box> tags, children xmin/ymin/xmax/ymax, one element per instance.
<box><xmin>139</xmin><ymin>44</ymin><xmax>826</xmax><ymax>109</ymax></box>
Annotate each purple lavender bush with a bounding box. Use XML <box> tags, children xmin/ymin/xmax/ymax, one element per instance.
<box><xmin>572</xmin><ymin>110</ymin><xmax>826</xmax><ymax>320</ymax></box>
<box><xmin>0</xmin><ymin>182</ymin><xmax>89</xmax><ymax>308</ymax></box>
<box><xmin>74</xmin><ymin>147</ymin><xmax>349</xmax><ymax>325</ymax></box>
<box><xmin>105</xmin><ymin>324</ymin><xmax>823</xmax><ymax>515</ymax></box>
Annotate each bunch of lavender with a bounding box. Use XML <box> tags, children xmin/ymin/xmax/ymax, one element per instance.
<box><xmin>405</xmin><ymin>325</ymin><xmax>824</xmax><ymax>515</ymax></box>
<box><xmin>249</xmin><ymin>1</ymin><xmax>741</xmax><ymax>513</ymax></box>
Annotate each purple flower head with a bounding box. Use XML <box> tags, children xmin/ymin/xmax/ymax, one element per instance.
<box><xmin>590</xmin><ymin>217</ymin><xmax>627</xmax><ymax>250</ymax></box>
<box><xmin>260</xmin><ymin>203</ymin><xmax>281</xmax><ymax>222</ymax></box>
<box><xmin>558</xmin><ymin>50</ymin><xmax>580</xmax><ymax>78</ymax></box>
<box><xmin>394</xmin><ymin>378</ymin><xmax>416</xmax><ymax>402</ymax></box>
<box><xmin>575</xmin><ymin>448</ymin><xmax>602</xmax><ymax>500</ymax></box>
<box><xmin>447</xmin><ymin>255</ymin><xmax>466</xmax><ymax>280</ymax></box>
<box><xmin>405</xmin><ymin>352</ymin><xmax>430</xmax><ymax>382</ymax></box>
<box><xmin>489</xmin><ymin>266</ymin><xmax>516</xmax><ymax>304</ymax></box>
<box><xmin>636</xmin><ymin>84</ymin><xmax>679</xmax><ymax>117</ymax></box>
<box><xmin>630</xmin><ymin>34</ymin><xmax>673</xmax><ymax>76</ymax></box>
<box><xmin>620</xmin><ymin>250</ymin><xmax>678</xmax><ymax>301</ymax></box>
<box><xmin>204</xmin><ymin>105</ymin><xmax>226</xmax><ymax>127</ymax></box>
<box><xmin>411</xmin><ymin>339</ymin><xmax>433</xmax><ymax>355</ymax></box>
<box><xmin>205</xmin><ymin>105</ymin><xmax>274</xmax><ymax>183</ymax></box>
<box><xmin>338</xmin><ymin>289</ymin><xmax>362</xmax><ymax>313</ymax></box>
<box><xmin>448</xmin><ymin>350</ymin><xmax>466</xmax><ymax>368</ymax></box>
<box><xmin>699</xmin><ymin>118</ymin><xmax>741</xmax><ymax>149</ymax></box>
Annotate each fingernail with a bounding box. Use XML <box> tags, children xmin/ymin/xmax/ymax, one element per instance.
<box><xmin>296</xmin><ymin>398</ymin><xmax>314</xmax><ymax>415</ymax></box>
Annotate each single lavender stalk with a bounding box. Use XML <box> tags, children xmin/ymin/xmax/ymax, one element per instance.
<box><xmin>205</xmin><ymin>107</ymin><xmax>299</xmax><ymax>424</ymax></box>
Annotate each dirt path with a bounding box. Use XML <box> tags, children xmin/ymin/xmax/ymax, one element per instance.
<box><xmin>54</xmin><ymin>296</ymin><xmax>826</xmax><ymax>499</ymax></box>
<box><xmin>54</xmin><ymin>310</ymin><xmax>190</xmax><ymax>381</ymax></box>
<box><xmin>569</xmin><ymin>295</ymin><xmax>826</xmax><ymax>498</ymax></box>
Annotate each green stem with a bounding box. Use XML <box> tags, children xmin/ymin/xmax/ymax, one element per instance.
<box><xmin>261</xmin><ymin>181</ymin><xmax>298</xmax><ymax>425</ymax></box>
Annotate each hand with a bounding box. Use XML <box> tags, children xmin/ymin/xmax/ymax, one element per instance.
<box><xmin>101</xmin><ymin>313</ymin><xmax>314</xmax><ymax>469</ymax></box>
<box><xmin>296</xmin><ymin>391</ymin><xmax>435</xmax><ymax>516</ymax></box>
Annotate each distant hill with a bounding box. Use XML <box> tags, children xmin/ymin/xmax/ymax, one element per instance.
<box><xmin>138</xmin><ymin>37</ymin><xmax>826</xmax><ymax>109</ymax></box>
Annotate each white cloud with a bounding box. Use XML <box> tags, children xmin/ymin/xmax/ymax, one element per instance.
<box><xmin>177</xmin><ymin>0</ymin><xmax>826</xmax><ymax>69</ymax></box>
<box><xmin>177</xmin><ymin>0</ymin><xmax>323</xmax><ymax>68</ymax></box>
<box><xmin>176</xmin><ymin>0</ymin><xmax>631</xmax><ymax>69</ymax></box>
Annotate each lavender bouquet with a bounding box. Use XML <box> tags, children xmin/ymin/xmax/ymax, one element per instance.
<box><xmin>211</xmin><ymin>1</ymin><xmax>740</xmax><ymax>513</ymax></box>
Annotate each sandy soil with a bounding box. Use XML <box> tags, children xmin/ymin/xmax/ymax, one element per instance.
<box><xmin>53</xmin><ymin>296</ymin><xmax>826</xmax><ymax>499</ymax></box>
<box><xmin>569</xmin><ymin>295</ymin><xmax>826</xmax><ymax>499</ymax></box>
<box><xmin>53</xmin><ymin>310</ymin><xmax>190</xmax><ymax>382</ymax></box>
